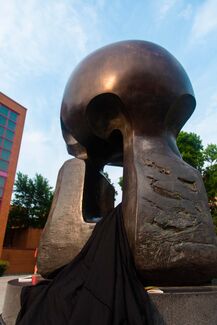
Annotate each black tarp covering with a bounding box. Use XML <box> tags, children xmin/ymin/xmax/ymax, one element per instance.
<box><xmin>16</xmin><ymin>205</ymin><xmax>162</xmax><ymax>325</ymax></box>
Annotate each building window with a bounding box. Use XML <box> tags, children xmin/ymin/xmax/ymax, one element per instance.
<box><xmin>7</xmin><ymin>120</ymin><xmax>16</xmax><ymax>131</ymax></box>
<box><xmin>0</xmin><ymin>175</ymin><xmax>6</xmax><ymax>198</ymax></box>
<box><xmin>0</xmin><ymin>103</ymin><xmax>19</xmax><ymax>175</ymax></box>
<box><xmin>0</xmin><ymin>127</ymin><xmax>4</xmax><ymax>136</ymax></box>
<box><xmin>1</xmin><ymin>150</ymin><xmax>10</xmax><ymax>161</ymax></box>
<box><xmin>0</xmin><ymin>160</ymin><xmax>9</xmax><ymax>172</ymax></box>
<box><xmin>0</xmin><ymin>116</ymin><xmax>7</xmax><ymax>126</ymax></box>
<box><xmin>10</xmin><ymin>111</ymin><xmax>18</xmax><ymax>122</ymax></box>
<box><xmin>3</xmin><ymin>139</ymin><xmax>12</xmax><ymax>151</ymax></box>
<box><xmin>5</xmin><ymin>129</ymin><xmax>14</xmax><ymax>141</ymax></box>
<box><xmin>0</xmin><ymin>105</ymin><xmax>9</xmax><ymax>117</ymax></box>
<box><xmin>0</xmin><ymin>176</ymin><xmax>6</xmax><ymax>187</ymax></box>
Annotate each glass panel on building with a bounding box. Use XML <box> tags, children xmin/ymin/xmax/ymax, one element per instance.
<box><xmin>0</xmin><ymin>105</ymin><xmax>9</xmax><ymax>117</ymax></box>
<box><xmin>0</xmin><ymin>188</ymin><xmax>3</xmax><ymax>198</ymax></box>
<box><xmin>7</xmin><ymin>120</ymin><xmax>16</xmax><ymax>131</ymax></box>
<box><xmin>3</xmin><ymin>139</ymin><xmax>12</xmax><ymax>151</ymax></box>
<box><xmin>0</xmin><ymin>137</ymin><xmax>4</xmax><ymax>146</ymax></box>
<box><xmin>0</xmin><ymin>115</ymin><xmax>7</xmax><ymax>126</ymax></box>
<box><xmin>9</xmin><ymin>111</ymin><xmax>18</xmax><ymax>122</ymax></box>
<box><xmin>0</xmin><ymin>160</ymin><xmax>9</xmax><ymax>172</ymax></box>
<box><xmin>1</xmin><ymin>150</ymin><xmax>10</xmax><ymax>161</ymax></box>
<box><xmin>0</xmin><ymin>176</ymin><xmax>5</xmax><ymax>187</ymax></box>
<box><xmin>5</xmin><ymin>129</ymin><xmax>14</xmax><ymax>141</ymax></box>
<box><xmin>0</xmin><ymin>127</ymin><xmax>4</xmax><ymax>136</ymax></box>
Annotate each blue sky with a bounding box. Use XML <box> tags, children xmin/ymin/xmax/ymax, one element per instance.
<box><xmin>0</xmin><ymin>0</ymin><xmax>217</xmax><ymax>202</ymax></box>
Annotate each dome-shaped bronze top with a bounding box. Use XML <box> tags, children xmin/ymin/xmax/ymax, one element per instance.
<box><xmin>61</xmin><ymin>40</ymin><xmax>195</xmax><ymax>165</ymax></box>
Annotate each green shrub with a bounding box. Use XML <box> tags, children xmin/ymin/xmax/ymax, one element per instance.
<box><xmin>0</xmin><ymin>260</ymin><xmax>9</xmax><ymax>276</ymax></box>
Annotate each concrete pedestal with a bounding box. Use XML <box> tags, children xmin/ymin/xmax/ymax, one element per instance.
<box><xmin>1</xmin><ymin>281</ymin><xmax>217</xmax><ymax>324</ymax></box>
<box><xmin>0</xmin><ymin>279</ymin><xmax>30</xmax><ymax>325</ymax></box>
<box><xmin>150</xmin><ymin>286</ymin><xmax>217</xmax><ymax>325</ymax></box>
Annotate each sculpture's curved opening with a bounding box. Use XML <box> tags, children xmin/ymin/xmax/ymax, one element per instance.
<box><xmin>86</xmin><ymin>93</ymin><xmax>125</xmax><ymax>166</ymax></box>
<box><xmin>82</xmin><ymin>160</ymin><xmax>115</xmax><ymax>223</ymax></box>
<box><xmin>82</xmin><ymin>128</ymin><xmax>123</xmax><ymax>222</ymax></box>
<box><xmin>107</xmin><ymin>129</ymin><xmax>124</xmax><ymax>166</ymax></box>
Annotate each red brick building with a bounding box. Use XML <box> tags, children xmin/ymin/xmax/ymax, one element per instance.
<box><xmin>0</xmin><ymin>92</ymin><xmax>26</xmax><ymax>258</ymax></box>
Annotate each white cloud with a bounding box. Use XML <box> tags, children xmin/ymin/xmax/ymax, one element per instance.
<box><xmin>184</xmin><ymin>88</ymin><xmax>217</xmax><ymax>146</ymax></box>
<box><xmin>190</xmin><ymin>111</ymin><xmax>217</xmax><ymax>146</ymax></box>
<box><xmin>17</xmin><ymin>119</ymin><xmax>70</xmax><ymax>188</ymax></box>
<box><xmin>178</xmin><ymin>3</ymin><xmax>192</xmax><ymax>20</ymax></box>
<box><xmin>0</xmin><ymin>0</ymin><xmax>103</xmax><ymax>188</ymax></box>
<box><xmin>95</xmin><ymin>0</ymin><xmax>106</xmax><ymax>10</ymax></box>
<box><xmin>158</xmin><ymin>0</ymin><xmax>178</xmax><ymax>20</ymax></box>
<box><xmin>206</xmin><ymin>91</ymin><xmax>217</xmax><ymax>116</ymax></box>
<box><xmin>191</xmin><ymin>0</ymin><xmax>217</xmax><ymax>41</ymax></box>
<box><xmin>0</xmin><ymin>0</ymin><xmax>101</xmax><ymax>88</ymax></box>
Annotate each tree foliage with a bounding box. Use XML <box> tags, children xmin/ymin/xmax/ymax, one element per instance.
<box><xmin>203</xmin><ymin>144</ymin><xmax>217</xmax><ymax>166</ymax></box>
<box><xmin>8</xmin><ymin>172</ymin><xmax>53</xmax><ymax>229</ymax></box>
<box><xmin>177</xmin><ymin>131</ymin><xmax>204</xmax><ymax>171</ymax></box>
<box><xmin>102</xmin><ymin>171</ymin><xmax>118</xmax><ymax>198</ymax></box>
<box><xmin>177</xmin><ymin>133</ymin><xmax>217</xmax><ymax>230</ymax></box>
<box><xmin>203</xmin><ymin>164</ymin><xmax>217</xmax><ymax>232</ymax></box>
<box><xmin>203</xmin><ymin>164</ymin><xmax>217</xmax><ymax>200</ymax></box>
<box><xmin>118</xmin><ymin>176</ymin><xmax>123</xmax><ymax>189</ymax></box>
<box><xmin>7</xmin><ymin>205</ymin><xmax>29</xmax><ymax>229</ymax></box>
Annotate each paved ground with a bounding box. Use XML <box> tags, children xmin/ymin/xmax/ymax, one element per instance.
<box><xmin>0</xmin><ymin>275</ymin><xmax>25</xmax><ymax>314</ymax></box>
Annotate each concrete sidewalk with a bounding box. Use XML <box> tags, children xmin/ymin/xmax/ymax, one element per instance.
<box><xmin>0</xmin><ymin>276</ymin><xmax>22</xmax><ymax>314</ymax></box>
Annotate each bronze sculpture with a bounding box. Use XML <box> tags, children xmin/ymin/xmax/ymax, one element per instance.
<box><xmin>37</xmin><ymin>40</ymin><xmax>217</xmax><ymax>286</ymax></box>
<box><xmin>4</xmin><ymin>40</ymin><xmax>217</xmax><ymax>325</ymax></box>
<box><xmin>60</xmin><ymin>40</ymin><xmax>217</xmax><ymax>285</ymax></box>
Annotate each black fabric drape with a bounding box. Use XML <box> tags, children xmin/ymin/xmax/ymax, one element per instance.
<box><xmin>16</xmin><ymin>204</ymin><xmax>162</xmax><ymax>325</ymax></box>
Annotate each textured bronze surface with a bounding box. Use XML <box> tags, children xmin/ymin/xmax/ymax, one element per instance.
<box><xmin>61</xmin><ymin>40</ymin><xmax>217</xmax><ymax>285</ymax></box>
<box><xmin>37</xmin><ymin>158</ymin><xmax>114</xmax><ymax>276</ymax></box>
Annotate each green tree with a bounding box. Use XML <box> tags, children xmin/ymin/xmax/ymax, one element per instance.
<box><xmin>102</xmin><ymin>171</ymin><xmax>112</xmax><ymax>184</ymax></box>
<box><xmin>203</xmin><ymin>164</ymin><xmax>217</xmax><ymax>232</ymax></box>
<box><xmin>177</xmin><ymin>131</ymin><xmax>204</xmax><ymax>171</ymax></box>
<box><xmin>177</xmin><ymin>134</ymin><xmax>217</xmax><ymax>232</ymax></box>
<box><xmin>102</xmin><ymin>171</ymin><xmax>118</xmax><ymax>198</ymax></box>
<box><xmin>118</xmin><ymin>176</ymin><xmax>123</xmax><ymax>189</ymax></box>
<box><xmin>8</xmin><ymin>172</ymin><xmax>53</xmax><ymax>229</ymax></box>
<box><xmin>7</xmin><ymin>205</ymin><xmax>29</xmax><ymax>229</ymax></box>
<box><xmin>203</xmin><ymin>164</ymin><xmax>217</xmax><ymax>199</ymax></box>
<box><xmin>203</xmin><ymin>144</ymin><xmax>217</xmax><ymax>166</ymax></box>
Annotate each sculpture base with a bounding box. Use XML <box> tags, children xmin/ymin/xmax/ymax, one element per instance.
<box><xmin>150</xmin><ymin>285</ymin><xmax>217</xmax><ymax>325</ymax></box>
<box><xmin>1</xmin><ymin>279</ymin><xmax>31</xmax><ymax>325</ymax></box>
<box><xmin>1</xmin><ymin>281</ymin><xmax>217</xmax><ymax>325</ymax></box>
